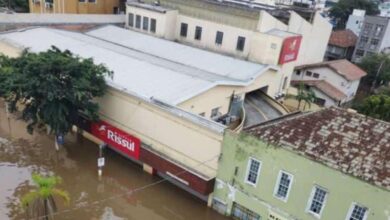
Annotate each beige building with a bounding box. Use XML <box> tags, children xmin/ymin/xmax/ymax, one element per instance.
<box><xmin>0</xmin><ymin>26</ymin><xmax>287</xmax><ymax>201</ymax></box>
<box><xmin>29</xmin><ymin>0</ymin><xmax>125</xmax><ymax>14</ymax></box>
<box><xmin>125</xmin><ymin>0</ymin><xmax>332</xmax><ymax>98</ymax></box>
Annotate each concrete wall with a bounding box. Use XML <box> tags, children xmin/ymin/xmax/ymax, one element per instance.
<box><xmin>257</xmin><ymin>10</ymin><xmax>287</xmax><ymax>33</ymax></box>
<box><xmin>346</xmin><ymin>15</ymin><xmax>364</xmax><ymax>36</ymax></box>
<box><xmin>178</xmin><ymin>68</ymin><xmax>281</xmax><ymax>119</ymax></box>
<box><xmin>380</xmin><ymin>18</ymin><xmax>390</xmax><ymax>52</ymax></box>
<box><xmin>125</xmin><ymin>4</ymin><xmax>332</xmax><ymax>68</ymax></box>
<box><xmin>126</xmin><ymin>5</ymin><xmax>177</xmax><ymax>40</ymax></box>
<box><xmin>213</xmin><ymin>132</ymin><xmax>390</xmax><ymax>220</ymax></box>
<box><xmin>96</xmin><ymin>88</ymin><xmax>223</xmax><ymax>179</ymax></box>
<box><xmin>179</xmin><ymin>85</ymin><xmax>238</xmax><ymax>119</ymax></box>
<box><xmin>0</xmin><ymin>42</ymin><xmax>21</xmax><ymax>58</ymax></box>
<box><xmin>248</xmin><ymin>32</ymin><xmax>284</xmax><ymax>66</ymax></box>
<box><xmin>311</xmin><ymin>88</ymin><xmax>338</xmax><ymax>107</ymax></box>
<box><xmin>30</xmin><ymin>0</ymin><xmax>121</xmax><ymax>14</ymax></box>
<box><xmin>288</xmin><ymin>12</ymin><xmax>332</xmax><ymax>66</ymax></box>
<box><xmin>175</xmin><ymin>15</ymin><xmax>255</xmax><ymax>59</ymax></box>
<box><xmin>124</xmin><ymin>3</ymin><xmax>332</xmax><ymax>101</ymax></box>
<box><xmin>142</xmin><ymin>0</ymin><xmax>261</xmax><ymax>30</ymax></box>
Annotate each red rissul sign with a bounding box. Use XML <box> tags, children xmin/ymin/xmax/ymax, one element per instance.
<box><xmin>278</xmin><ymin>36</ymin><xmax>302</xmax><ymax>64</ymax></box>
<box><xmin>91</xmin><ymin>121</ymin><xmax>140</xmax><ymax>160</ymax></box>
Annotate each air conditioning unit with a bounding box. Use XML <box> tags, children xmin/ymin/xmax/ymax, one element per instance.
<box><xmin>32</xmin><ymin>0</ymin><xmax>41</xmax><ymax>4</ymax></box>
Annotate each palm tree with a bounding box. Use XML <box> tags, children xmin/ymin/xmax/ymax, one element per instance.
<box><xmin>303</xmin><ymin>89</ymin><xmax>317</xmax><ymax>110</ymax></box>
<box><xmin>21</xmin><ymin>174</ymin><xmax>70</xmax><ymax>220</ymax></box>
<box><xmin>295</xmin><ymin>83</ymin><xmax>306</xmax><ymax>109</ymax></box>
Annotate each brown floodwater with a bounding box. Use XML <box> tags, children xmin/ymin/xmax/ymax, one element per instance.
<box><xmin>0</xmin><ymin>103</ymin><xmax>229</xmax><ymax>220</ymax></box>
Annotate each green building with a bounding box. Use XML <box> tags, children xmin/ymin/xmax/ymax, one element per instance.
<box><xmin>212</xmin><ymin>108</ymin><xmax>390</xmax><ymax>220</ymax></box>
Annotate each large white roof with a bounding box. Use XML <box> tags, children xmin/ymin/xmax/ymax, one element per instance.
<box><xmin>87</xmin><ymin>26</ymin><xmax>269</xmax><ymax>82</ymax></box>
<box><xmin>0</xmin><ymin>26</ymin><xmax>270</xmax><ymax>105</ymax></box>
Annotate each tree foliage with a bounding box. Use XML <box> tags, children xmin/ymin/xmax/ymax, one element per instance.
<box><xmin>0</xmin><ymin>46</ymin><xmax>112</xmax><ymax>137</ymax></box>
<box><xmin>329</xmin><ymin>0</ymin><xmax>379</xmax><ymax>28</ymax></box>
<box><xmin>0</xmin><ymin>0</ymin><xmax>29</xmax><ymax>12</ymax></box>
<box><xmin>358</xmin><ymin>53</ymin><xmax>390</xmax><ymax>89</ymax></box>
<box><xmin>357</xmin><ymin>94</ymin><xmax>390</xmax><ymax>121</ymax></box>
<box><xmin>294</xmin><ymin>83</ymin><xmax>317</xmax><ymax>110</ymax></box>
<box><xmin>21</xmin><ymin>174</ymin><xmax>69</xmax><ymax>220</ymax></box>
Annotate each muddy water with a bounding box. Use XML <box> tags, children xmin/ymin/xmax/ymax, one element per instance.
<box><xmin>0</xmin><ymin>104</ymin><xmax>229</xmax><ymax>220</ymax></box>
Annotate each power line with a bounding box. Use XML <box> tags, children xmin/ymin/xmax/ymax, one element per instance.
<box><xmin>34</xmin><ymin>154</ymin><xmax>220</xmax><ymax>220</ymax></box>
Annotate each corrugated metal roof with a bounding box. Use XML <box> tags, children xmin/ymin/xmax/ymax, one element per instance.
<box><xmin>0</xmin><ymin>27</ymin><xmax>270</xmax><ymax>105</ymax></box>
<box><xmin>0</xmin><ymin>27</ymin><xmax>230</xmax><ymax>132</ymax></box>
<box><xmin>87</xmin><ymin>26</ymin><xmax>269</xmax><ymax>82</ymax></box>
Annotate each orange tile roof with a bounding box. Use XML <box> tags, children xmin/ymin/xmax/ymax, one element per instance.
<box><xmin>295</xmin><ymin>59</ymin><xmax>367</xmax><ymax>81</ymax></box>
<box><xmin>328</xmin><ymin>29</ymin><xmax>358</xmax><ymax>48</ymax></box>
<box><xmin>291</xmin><ymin>80</ymin><xmax>347</xmax><ymax>101</ymax></box>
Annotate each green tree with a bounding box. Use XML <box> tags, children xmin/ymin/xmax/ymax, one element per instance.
<box><xmin>21</xmin><ymin>174</ymin><xmax>70</xmax><ymax>220</ymax></box>
<box><xmin>291</xmin><ymin>83</ymin><xmax>317</xmax><ymax>110</ymax></box>
<box><xmin>0</xmin><ymin>47</ymin><xmax>112</xmax><ymax>149</ymax></box>
<box><xmin>357</xmin><ymin>94</ymin><xmax>390</xmax><ymax>121</ymax></box>
<box><xmin>358</xmin><ymin>53</ymin><xmax>390</xmax><ymax>90</ymax></box>
<box><xmin>302</xmin><ymin>88</ymin><xmax>317</xmax><ymax>110</ymax></box>
<box><xmin>329</xmin><ymin>0</ymin><xmax>379</xmax><ymax>28</ymax></box>
<box><xmin>295</xmin><ymin>83</ymin><xmax>306</xmax><ymax>110</ymax></box>
<box><xmin>0</xmin><ymin>0</ymin><xmax>29</xmax><ymax>12</ymax></box>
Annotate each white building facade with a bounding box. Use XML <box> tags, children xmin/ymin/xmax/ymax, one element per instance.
<box><xmin>125</xmin><ymin>0</ymin><xmax>332</xmax><ymax>99</ymax></box>
<box><xmin>292</xmin><ymin>59</ymin><xmax>366</xmax><ymax>107</ymax></box>
<box><xmin>346</xmin><ymin>9</ymin><xmax>366</xmax><ymax>36</ymax></box>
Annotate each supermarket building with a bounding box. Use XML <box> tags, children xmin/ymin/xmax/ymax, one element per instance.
<box><xmin>124</xmin><ymin>0</ymin><xmax>333</xmax><ymax>98</ymax></box>
<box><xmin>0</xmin><ymin>25</ymin><xmax>288</xmax><ymax>201</ymax></box>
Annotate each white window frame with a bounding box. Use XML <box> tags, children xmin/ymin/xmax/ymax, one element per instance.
<box><xmin>273</xmin><ymin>170</ymin><xmax>294</xmax><ymax>202</ymax></box>
<box><xmin>244</xmin><ymin>157</ymin><xmax>262</xmax><ymax>187</ymax></box>
<box><xmin>345</xmin><ymin>203</ymin><xmax>369</xmax><ymax>220</ymax></box>
<box><xmin>306</xmin><ymin>185</ymin><xmax>328</xmax><ymax>219</ymax></box>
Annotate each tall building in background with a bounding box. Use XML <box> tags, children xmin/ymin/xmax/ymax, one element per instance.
<box><xmin>346</xmin><ymin>9</ymin><xmax>366</xmax><ymax>36</ymax></box>
<box><xmin>379</xmin><ymin>1</ymin><xmax>390</xmax><ymax>17</ymax></box>
<box><xmin>352</xmin><ymin>16</ymin><xmax>390</xmax><ymax>63</ymax></box>
<box><xmin>29</xmin><ymin>0</ymin><xmax>126</xmax><ymax>14</ymax></box>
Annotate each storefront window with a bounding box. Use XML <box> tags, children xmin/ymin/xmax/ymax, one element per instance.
<box><xmin>232</xmin><ymin>203</ymin><xmax>261</xmax><ymax>220</ymax></box>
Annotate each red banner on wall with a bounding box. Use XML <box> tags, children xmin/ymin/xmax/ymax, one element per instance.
<box><xmin>278</xmin><ymin>36</ymin><xmax>302</xmax><ymax>64</ymax></box>
<box><xmin>91</xmin><ymin>121</ymin><xmax>140</xmax><ymax>160</ymax></box>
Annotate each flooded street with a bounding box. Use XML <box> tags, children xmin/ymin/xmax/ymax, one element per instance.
<box><xmin>0</xmin><ymin>103</ymin><xmax>229</xmax><ymax>220</ymax></box>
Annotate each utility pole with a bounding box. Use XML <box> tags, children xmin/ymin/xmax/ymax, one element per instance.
<box><xmin>370</xmin><ymin>57</ymin><xmax>385</xmax><ymax>94</ymax></box>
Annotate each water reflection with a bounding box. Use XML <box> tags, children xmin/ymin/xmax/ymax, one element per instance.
<box><xmin>0</xmin><ymin>104</ymin><xmax>228</xmax><ymax>220</ymax></box>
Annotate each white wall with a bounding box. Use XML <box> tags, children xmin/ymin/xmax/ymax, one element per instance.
<box><xmin>379</xmin><ymin>21</ymin><xmax>390</xmax><ymax>52</ymax></box>
<box><xmin>288</xmin><ymin>12</ymin><xmax>332</xmax><ymax>66</ymax></box>
<box><xmin>257</xmin><ymin>10</ymin><xmax>288</xmax><ymax>33</ymax></box>
<box><xmin>292</xmin><ymin>66</ymin><xmax>361</xmax><ymax>102</ymax></box>
<box><xmin>175</xmin><ymin>15</ymin><xmax>255</xmax><ymax>59</ymax></box>
<box><xmin>124</xmin><ymin>4</ymin><xmax>332</xmax><ymax>100</ymax></box>
<box><xmin>312</xmin><ymin>87</ymin><xmax>338</xmax><ymax>107</ymax></box>
<box><xmin>346</xmin><ymin>15</ymin><xmax>365</xmax><ymax>36</ymax></box>
<box><xmin>126</xmin><ymin>5</ymin><xmax>178</xmax><ymax>40</ymax></box>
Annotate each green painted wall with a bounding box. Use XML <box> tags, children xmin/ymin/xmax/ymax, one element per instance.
<box><xmin>213</xmin><ymin>131</ymin><xmax>390</xmax><ymax>220</ymax></box>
